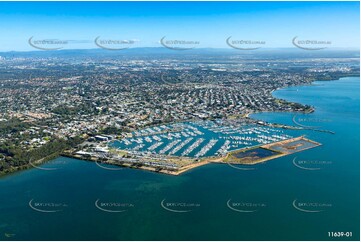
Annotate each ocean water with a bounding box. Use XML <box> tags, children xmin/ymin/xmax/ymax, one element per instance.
<box><xmin>0</xmin><ymin>77</ymin><xmax>359</xmax><ymax>241</ymax></box>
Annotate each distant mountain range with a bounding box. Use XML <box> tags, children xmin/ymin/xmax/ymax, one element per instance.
<box><xmin>0</xmin><ymin>47</ymin><xmax>359</xmax><ymax>59</ymax></box>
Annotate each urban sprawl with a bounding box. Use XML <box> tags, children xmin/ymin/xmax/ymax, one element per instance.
<box><xmin>0</xmin><ymin>51</ymin><xmax>358</xmax><ymax>174</ymax></box>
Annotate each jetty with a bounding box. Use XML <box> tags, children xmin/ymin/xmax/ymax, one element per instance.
<box><xmin>62</xmin><ymin>136</ymin><xmax>321</xmax><ymax>176</ymax></box>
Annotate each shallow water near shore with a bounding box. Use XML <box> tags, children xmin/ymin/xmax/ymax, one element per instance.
<box><xmin>0</xmin><ymin>77</ymin><xmax>359</xmax><ymax>241</ymax></box>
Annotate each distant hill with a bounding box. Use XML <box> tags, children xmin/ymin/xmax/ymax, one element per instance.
<box><xmin>0</xmin><ymin>47</ymin><xmax>359</xmax><ymax>59</ymax></box>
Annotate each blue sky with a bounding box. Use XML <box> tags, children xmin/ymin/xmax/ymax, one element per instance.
<box><xmin>0</xmin><ymin>1</ymin><xmax>359</xmax><ymax>51</ymax></box>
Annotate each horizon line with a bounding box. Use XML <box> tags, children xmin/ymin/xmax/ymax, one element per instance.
<box><xmin>0</xmin><ymin>47</ymin><xmax>360</xmax><ymax>54</ymax></box>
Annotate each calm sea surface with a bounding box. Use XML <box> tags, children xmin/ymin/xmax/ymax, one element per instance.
<box><xmin>0</xmin><ymin>77</ymin><xmax>359</xmax><ymax>241</ymax></box>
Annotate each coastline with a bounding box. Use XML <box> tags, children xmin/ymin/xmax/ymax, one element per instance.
<box><xmin>248</xmin><ymin>76</ymin><xmax>358</xmax><ymax>126</ymax></box>
<box><xmin>62</xmin><ymin>136</ymin><xmax>321</xmax><ymax>176</ymax></box>
<box><xmin>0</xmin><ymin>152</ymin><xmax>61</xmax><ymax>177</ymax></box>
<box><xmin>0</xmin><ymin>76</ymin><xmax>355</xmax><ymax>177</ymax></box>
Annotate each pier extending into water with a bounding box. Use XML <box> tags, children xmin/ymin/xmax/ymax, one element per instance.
<box><xmin>63</xmin><ymin>136</ymin><xmax>321</xmax><ymax>175</ymax></box>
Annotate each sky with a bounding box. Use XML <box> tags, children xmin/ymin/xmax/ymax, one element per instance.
<box><xmin>0</xmin><ymin>1</ymin><xmax>359</xmax><ymax>51</ymax></box>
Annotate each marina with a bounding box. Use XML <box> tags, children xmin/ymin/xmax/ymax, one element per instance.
<box><xmin>0</xmin><ymin>75</ymin><xmax>360</xmax><ymax>241</ymax></box>
<box><xmin>111</xmin><ymin>120</ymin><xmax>294</xmax><ymax>159</ymax></box>
<box><xmin>64</xmin><ymin>119</ymin><xmax>321</xmax><ymax>175</ymax></box>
